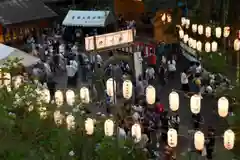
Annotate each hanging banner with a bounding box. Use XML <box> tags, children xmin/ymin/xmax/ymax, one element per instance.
<box><xmin>85</xmin><ymin>29</ymin><xmax>134</xmax><ymax>51</ymax></box>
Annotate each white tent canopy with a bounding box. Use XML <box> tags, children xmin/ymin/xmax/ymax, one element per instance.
<box><xmin>62</xmin><ymin>10</ymin><xmax>114</xmax><ymax>27</ymax></box>
<box><xmin>0</xmin><ymin>44</ymin><xmax>40</xmax><ymax>67</ymax></box>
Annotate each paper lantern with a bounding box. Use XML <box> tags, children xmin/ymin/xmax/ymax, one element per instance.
<box><xmin>181</xmin><ymin>17</ymin><xmax>186</xmax><ymax>26</ymax></box>
<box><xmin>85</xmin><ymin>118</ymin><xmax>94</xmax><ymax>135</ymax></box>
<box><xmin>41</xmin><ymin>88</ymin><xmax>51</xmax><ymax>103</ymax></box>
<box><xmin>205</xmin><ymin>42</ymin><xmax>211</xmax><ymax>53</ymax></box>
<box><xmin>167</xmin><ymin>14</ymin><xmax>172</xmax><ymax>23</ymax></box>
<box><xmin>192</xmin><ymin>24</ymin><xmax>197</xmax><ymax>33</ymax></box>
<box><xmin>205</xmin><ymin>26</ymin><xmax>211</xmax><ymax>38</ymax></box>
<box><xmin>66</xmin><ymin>114</ymin><xmax>75</xmax><ymax>130</ymax></box>
<box><xmin>215</xmin><ymin>27</ymin><xmax>222</xmax><ymax>38</ymax></box>
<box><xmin>185</xmin><ymin>19</ymin><xmax>190</xmax><ymax>29</ymax></box>
<box><xmin>104</xmin><ymin>119</ymin><xmax>114</xmax><ymax>136</ymax></box>
<box><xmin>167</xmin><ymin>128</ymin><xmax>178</xmax><ymax>147</ymax></box>
<box><xmin>66</xmin><ymin>90</ymin><xmax>75</xmax><ymax>106</ymax></box>
<box><xmin>122</xmin><ymin>80</ymin><xmax>133</xmax><ymax>99</ymax></box>
<box><xmin>54</xmin><ymin>90</ymin><xmax>64</xmax><ymax>106</ymax></box>
<box><xmin>169</xmin><ymin>91</ymin><xmax>179</xmax><ymax>111</ymax></box>
<box><xmin>223</xmin><ymin>26</ymin><xmax>230</xmax><ymax>38</ymax></box>
<box><xmin>190</xmin><ymin>94</ymin><xmax>201</xmax><ymax>114</ymax></box>
<box><xmin>234</xmin><ymin>39</ymin><xmax>240</xmax><ymax>51</ymax></box>
<box><xmin>106</xmin><ymin>78</ymin><xmax>116</xmax><ymax>97</ymax></box>
<box><xmin>188</xmin><ymin>37</ymin><xmax>192</xmax><ymax>47</ymax></box>
<box><xmin>80</xmin><ymin>87</ymin><xmax>90</xmax><ymax>104</ymax></box>
<box><xmin>131</xmin><ymin>123</ymin><xmax>141</xmax><ymax>143</ymax></box>
<box><xmin>218</xmin><ymin>97</ymin><xmax>229</xmax><ymax>117</ymax></box>
<box><xmin>13</xmin><ymin>76</ymin><xmax>22</xmax><ymax>88</ymax></box>
<box><xmin>54</xmin><ymin>110</ymin><xmax>63</xmax><ymax>125</ymax></box>
<box><xmin>179</xmin><ymin>30</ymin><xmax>184</xmax><ymax>39</ymax></box>
<box><xmin>224</xmin><ymin>129</ymin><xmax>235</xmax><ymax>150</ymax></box>
<box><xmin>192</xmin><ymin>39</ymin><xmax>197</xmax><ymax>49</ymax></box>
<box><xmin>198</xmin><ymin>25</ymin><xmax>203</xmax><ymax>35</ymax></box>
<box><xmin>196</xmin><ymin>41</ymin><xmax>202</xmax><ymax>51</ymax></box>
<box><xmin>183</xmin><ymin>34</ymin><xmax>189</xmax><ymax>43</ymax></box>
<box><xmin>211</xmin><ymin>41</ymin><xmax>218</xmax><ymax>52</ymax></box>
<box><xmin>146</xmin><ymin>85</ymin><xmax>156</xmax><ymax>105</ymax></box>
<box><xmin>161</xmin><ymin>13</ymin><xmax>166</xmax><ymax>21</ymax></box>
<box><xmin>194</xmin><ymin>131</ymin><xmax>205</xmax><ymax>150</ymax></box>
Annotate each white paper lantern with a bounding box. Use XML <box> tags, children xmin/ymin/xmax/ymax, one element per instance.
<box><xmin>181</xmin><ymin>17</ymin><xmax>186</xmax><ymax>26</ymax></box>
<box><xmin>205</xmin><ymin>26</ymin><xmax>211</xmax><ymax>38</ymax></box>
<box><xmin>190</xmin><ymin>94</ymin><xmax>201</xmax><ymax>114</ymax></box>
<box><xmin>198</xmin><ymin>25</ymin><xmax>203</xmax><ymax>35</ymax></box>
<box><xmin>53</xmin><ymin>110</ymin><xmax>63</xmax><ymax>125</ymax></box>
<box><xmin>131</xmin><ymin>123</ymin><xmax>141</xmax><ymax>143</ymax></box>
<box><xmin>205</xmin><ymin>42</ymin><xmax>211</xmax><ymax>52</ymax></box>
<box><xmin>194</xmin><ymin>131</ymin><xmax>205</xmax><ymax>150</ymax></box>
<box><xmin>188</xmin><ymin>37</ymin><xmax>193</xmax><ymax>47</ymax></box>
<box><xmin>161</xmin><ymin>13</ymin><xmax>166</xmax><ymax>22</ymax></box>
<box><xmin>224</xmin><ymin>129</ymin><xmax>235</xmax><ymax>150</ymax></box>
<box><xmin>13</xmin><ymin>75</ymin><xmax>22</xmax><ymax>88</ymax></box>
<box><xmin>215</xmin><ymin>27</ymin><xmax>222</xmax><ymax>38</ymax></box>
<box><xmin>41</xmin><ymin>88</ymin><xmax>51</xmax><ymax>103</ymax></box>
<box><xmin>66</xmin><ymin>115</ymin><xmax>75</xmax><ymax>130</ymax></box>
<box><xmin>169</xmin><ymin>91</ymin><xmax>179</xmax><ymax>111</ymax></box>
<box><xmin>234</xmin><ymin>39</ymin><xmax>240</xmax><ymax>51</ymax></box>
<box><xmin>54</xmin><ymin>90</ymin><xmax>64</xmax><ymax>106</ymax></box>
<box><xmin>211</xmin><ymin>41</ymin><xmax>218</xmax><ymax>52</ymax></box>
<box><xmin>223</xmin><ymin>26</ymin><xmax>230</xmax><ymax>38</ymax></box>
<box><xmin>106</xmin><ymin>78</ymin><xmax>116</xmax><ymax>97</ymax></box>
<box><xmin>80</xmin><ymin>87</ymin><xmax>90</xmax><ymax>104</ymax></box>
<box><xmin>66</xmin><ymin>90</ymin><xmax>75</xmax><ymax>106</ymax></box>
<box><xmin>167</xmin><ymin>14</ymin><xmax>172</xmax><ymax>23</ymax></box>
<box><xmin>146</xmin><ymin>85</ymin><xmax>156</xmax><ymax>105</ymax></box>
<box><xmin>123</xmin><ymin>80</ymin><xmax>133</xmax><ymax>99</ymax></box>
<box><xmin>192</xmin><ymin>24</ymin><xmax>197</xmax><ymax>33</ymax></box>
<box><xmin>104</xmin><ymin>119</ymin><xmax>114</xmax><ymax>136</ymax></box>
<box><xmin>179</xmin><ymin>30</ymin><xmax>184</xmax><ymax>39</ymax></box>
<box><xmin>185</xmin><ymin>19</ymin><xmax>190</xmax><ymax>29</ymax></box>
<box><xmin>196</xmin><ymin>41</ymin><xmax>202</xmax><ymax>51</ymax></box>
<box><xmin>183</xmin><ymin>34</ymin><xmax>189</xmax><ymax>43</ymax></box>
<box><xmin>218</xmin><ymin>97</ymin><xmax>229</xmax><ymax>117</ymax></box>
<box><xmin>167</xmin><ymin>128</ymin><xmax>178</xmax><ymax>147</ymax></box>
<box><xmin>85</xmin><ymin>118</ymin><xmax>94</xmax><ymax>135</ymax></box>
<box><xmin>192</xmin><ymin>39</ymin><xmax>197</xmax><ymax>49</ymax></box>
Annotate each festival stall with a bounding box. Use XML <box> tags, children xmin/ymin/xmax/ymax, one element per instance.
<box><xmin>62</xmin><ymin>10</ymin><xmax>115</xmax><ymax>41</ymax></box>
<box><xmin>0</xmin><ymin>43</ymin><xmax>40</xmax><ymax>66</ymax></box>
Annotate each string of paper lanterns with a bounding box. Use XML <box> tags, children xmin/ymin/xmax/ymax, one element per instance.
<box><xmin>181</xmin><ymin>17</ymin><xmax>231</xmax><ymax>38</ymax></box>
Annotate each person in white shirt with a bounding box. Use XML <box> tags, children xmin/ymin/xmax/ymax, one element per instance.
<box><xmin>145</xmin><ymin>67</ymin><xmax>155</xmax><ymax>81</ymax></box>
<box><xmin>66</xmin><ymin>59</ymin><xmax>78</xmax><ymax>87</ymax></box>
<box><xmin>181</xmin><ymin>69</ymin><xmax>190</xmax><ymax>94</ymax></box>
<box><xmin>167</xmin><ymin>58</ymin><xmax>176</xmax><ymax>79</ymax></box>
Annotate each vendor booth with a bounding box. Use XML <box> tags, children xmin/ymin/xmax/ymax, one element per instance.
<box><xmin>62</xmin><ymin>10</ymin><xmax>115</xmax><ymax>42</ymax></box>
<box><xmin>0</xmin><ymin>43</ymin><xmax>40</xmax><ymax>66</ymax></box>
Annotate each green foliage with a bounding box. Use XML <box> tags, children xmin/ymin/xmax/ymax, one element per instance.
<box><xmin>0</xmin><ymin>58</ymin><xmax>146</xmax><ymax>160</ymax></box>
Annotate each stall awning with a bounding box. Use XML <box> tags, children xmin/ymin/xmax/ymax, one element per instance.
<box><xmin>0</xmin><ymin>43</ymin><xmax>40</xmax><ymax>66</ymax></box>
<box><xmin>62</xmin><ymin>10</ymin><xmax>114</xmax><ymax>27</ymax></box>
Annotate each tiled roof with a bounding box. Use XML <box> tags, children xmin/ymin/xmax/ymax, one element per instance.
<box><xmin>0</xmin><ymin>0</ymin><xmax>58</xmax><ymax>25</ymax></box>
